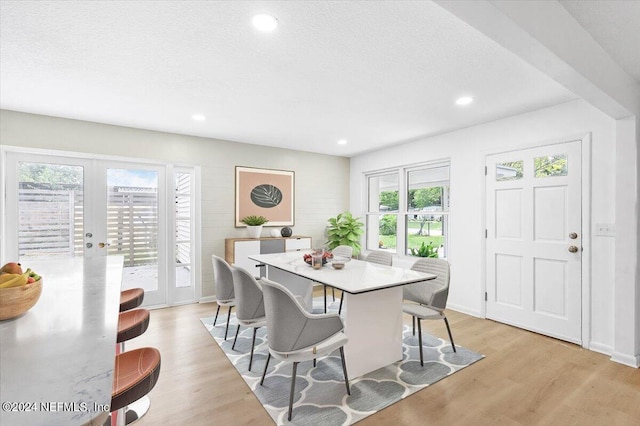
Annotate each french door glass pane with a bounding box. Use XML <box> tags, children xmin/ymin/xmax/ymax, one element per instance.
<box><xmin>175</xmin><ymin>172</ymin><xmax>193</xmax><ymax>289</ymax></box>
<box><xmin>17</xmin><ymin>162</ymin><xmax>84</xmax><ymax>257</ymax></box>
<box><xmin>107</xmin><ymin>169</ymin><xmax>158</xmax><ymax>292</ymax></box>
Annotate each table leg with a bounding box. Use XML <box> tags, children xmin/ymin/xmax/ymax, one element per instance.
<box><xmin>343</xmin><ymin>287</ymin><xmax>403</xmax><ymax>378</ymax></box>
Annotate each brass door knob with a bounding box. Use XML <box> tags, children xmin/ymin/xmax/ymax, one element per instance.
<box><xmin>568</xmin><ymin>245</ymin><xmax>579</xmax><ymax>253</ymax></box>
<box><xmin>98</xmin><ymin>242</ymin><xmax>110</xmax><ymax>248</ymax></box>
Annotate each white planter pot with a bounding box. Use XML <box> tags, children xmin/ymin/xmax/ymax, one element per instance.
<box><xmin>247</xmin><ymin>225</ymin><xmax>263</xmax><ymax>239</ymax></box>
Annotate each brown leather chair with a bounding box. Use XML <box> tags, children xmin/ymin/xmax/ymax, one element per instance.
<box><xmin>119</xmin><ymin>288</ymin><xmax>144</xmax><ymax>312</ymax></box>
<box><xmin>117</xmin><ymin>309</ymin><xmax>150</xmax><ymax>344</ymax></box>
<box><xmin>110</xmin><ymin>347</ymin><xmax>161</xmax><ymax>413</ymax></box>
<box><xmin>108</xmin><ymin>309</ymin><xmax>152</xmax><ymax>425</ymax></box>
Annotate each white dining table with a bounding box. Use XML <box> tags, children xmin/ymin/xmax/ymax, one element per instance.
<box><xmin>249</xmin><ymin>252</ymin><xmax>436</xmax><ymax>377</ymax></box>
<box><xmin>0</xmin><ymin>256</ymin><xmax>123</xmax><ymax>426</ymax></box>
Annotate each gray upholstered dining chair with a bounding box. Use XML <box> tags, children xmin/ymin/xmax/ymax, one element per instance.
<box><xmin>259</xmin><ymin>278</ymin><xmax>350</xmax><ymax>421</ymax></box>
<box><xmin>402</xmin><ymin>258</ymin><xmax>456</xmax><ymax>366</ymax></box>
<box><xmin>364</xmin><ymin>250</ymin><xmax>393</xmax><ymax>266</ymax></box>
<box><xmin>229</xmin><ymin>265</ymin><xmax>267</xmax><ymax>371</ymax></box>
<box><xmin>211</xmin><ymin>255</ymin><xmax>236</xmax><ymax>340</ymax></box>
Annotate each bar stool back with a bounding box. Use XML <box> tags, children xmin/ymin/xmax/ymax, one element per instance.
<box><xmin>108</xmin><ymin>347</ymin><xmax>161</xmax><ymax>426</ymax></box>
<box><xmin>106</xmin><ymin>308</ymin><xmax>152</xmax><ymax>425</ymax></box>
<box><xmin>117</xmin><ymin>309</ymin><xmax>150</xmax><ymax>349</ymax></box>
<box><xmin>119</xmin><ymin>288</ymin><xmax>144</xmax><ymax>312</ymax></box>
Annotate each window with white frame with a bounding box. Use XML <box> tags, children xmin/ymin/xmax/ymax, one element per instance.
<box><xmin>366</xmin><ymin>172</ymin><xmax>399</xmax><ymax>252</ymax></box>
<box><xmin>365</xmin><ymin>162</ymin><xmax>450</xmax><ymax>257</ymax></box>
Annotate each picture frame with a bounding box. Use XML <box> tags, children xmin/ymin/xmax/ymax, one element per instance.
<box><xmin>235</xmin><ymin>166</ymin><xmax>295</xmax><ymax>227</ymax></box>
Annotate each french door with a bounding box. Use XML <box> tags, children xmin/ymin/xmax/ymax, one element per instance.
<box><xmin>485</xmin><ymin>140</ymin><xmax>582</xmax><ymax>344</ymax></box>
<box><xmin>3</xmin><ymin>152</ymin><xmax>171</xmax><ymax>307</ymax></box>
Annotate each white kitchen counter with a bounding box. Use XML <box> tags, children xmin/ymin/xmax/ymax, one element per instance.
<box><xmin>0</xmin><ymin>256</ymin><xmax>123</xmax><ymax>426</ymax></box>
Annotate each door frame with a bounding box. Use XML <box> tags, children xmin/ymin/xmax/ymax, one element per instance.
<box><xmin>0</xmin><ymin>145</ymin><xmax>202</xmax><ymax>307</ymax></box>
<box><xmin>481</xmin><ymin>133</ymin><xmax>592</xmax><ymax>349</ymax></box>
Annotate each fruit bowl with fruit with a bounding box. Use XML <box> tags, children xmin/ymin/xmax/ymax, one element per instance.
<box><xmin>0</xmin><ymin>262</ymin><xmax>43</xmax><ymax>321</ymax></box>
<box><xmin>303</xmin><ymin>251</ymin><xmax>333</xmax><ymax>268</ymax></box>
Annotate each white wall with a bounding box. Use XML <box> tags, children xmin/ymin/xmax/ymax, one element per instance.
<box><xmin>0</xmin><ymin>109</ymin><xmax>350</xmax><ymax>299</ymax></box>
<box><xmin>350</xmin><ymin>99</ymin><xmax>618</xmax><ymax>354</ymax></box>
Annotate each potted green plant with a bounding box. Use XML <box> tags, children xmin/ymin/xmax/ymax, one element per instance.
<box><xmin>410</xmin><ymin>241</ymin><xmax>438</xmax><ymax>258</ymax></box>
<box><xmin>326</xmin><ymin>212</ymin><xmax>364</xmax><ymax>256</ymax></box>
<box><xmin>241</xmin><ymin>215</ymin><xmax>269</xmax><ymax>239</ymax></box>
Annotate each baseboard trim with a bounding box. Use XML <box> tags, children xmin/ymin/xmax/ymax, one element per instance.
<box><xmin>199</xmin><ymin>296</ymin><xmax>216</xmax><ymax>304</ymax></box>
<box><xmin>610</xmin><ymin>351</ymin><xmax>640</xmax><ymax>368</ymax></box>
<box><xmin>447</xmin><ymin>303</ymin><xmax>482</xmax><ymax>318</ymax></box>
<box><xmin>587</xmin><ymin>341</ymin><xmax>613</xmax><ymax>356</ymax></box>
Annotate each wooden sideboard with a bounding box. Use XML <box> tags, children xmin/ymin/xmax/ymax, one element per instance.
<box><xmin>225</xmin><ymin>236</ymin><xmax>312</xmax><ymax>276</ymax></box>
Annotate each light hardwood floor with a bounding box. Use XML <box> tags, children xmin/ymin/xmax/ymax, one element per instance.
<box><xmin>128</xmin><ymin>301</ymin><xmax>640</xmax><ymax>426</ymax></box>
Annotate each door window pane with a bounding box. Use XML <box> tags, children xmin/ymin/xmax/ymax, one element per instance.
<box><xmin>496</xmin><ymin>161</ymin><xmax>523</xmax><ymax>181</ymax></box>
<box><xmin>107</xmin><ymin>169</ymin><xmax>159</xmax><ymax>292</ymax></box>
<box><xmin>17</xmin><ymin>162</ymin><xmax>84</xmax><ymax>257</ymax></box>
<box><xmin>535</xmin><ymin>154</ymin><xmax>567</xmax><ymax>177</ymax></box>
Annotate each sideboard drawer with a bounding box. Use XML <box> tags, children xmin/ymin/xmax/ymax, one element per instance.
<box><xmin>285</xmin><ymin>237</ymin><xmax>311</xmax><ymax>251</ymax></box>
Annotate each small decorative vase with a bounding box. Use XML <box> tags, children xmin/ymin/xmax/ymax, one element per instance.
<box><xmin>269</xmin><ymin>228</ymin><xmax>281</xmax><ymax>237</ymax></box>
<box><xmin>247</xmin><ymin>225</ymin><xmax>263</xmax><ymax>239</ymax></box>
<box><xmin>281</xmin><ymin>227</ymin><xmax>292</xmax><ymax>237</ymax></box>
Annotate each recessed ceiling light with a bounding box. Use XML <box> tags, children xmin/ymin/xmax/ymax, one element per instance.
<box><xmin>337</xmin><ymin>139</ymin><xmax>348</xmax><ymax>145</ymax></box>
<box><xmin>192</xmin><ymin>114</ymin><xmax>206</xmax><ymax>121</ymax></box>
<box><xmin>455</xmin><ymin>96</ymin><xmax>474</xmax><ymax>106</ymax></box>
<box><xmin>252</xmin><ymin>14</ymin><xmax>278</xmax><ymax>32</ymax></box>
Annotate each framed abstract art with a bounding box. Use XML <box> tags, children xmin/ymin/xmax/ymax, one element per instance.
<box><xmin>235</xmin><ymin>166</ymin><xmax>295</xmax><ymax>227</ymax></box>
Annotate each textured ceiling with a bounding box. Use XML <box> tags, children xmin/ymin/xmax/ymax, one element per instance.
<box><xmin>2</xmin><ymin>1</ymin><xmax>628</xmax><ymax>157</ymax></box>
<box><xmin>560</xmin><ymin>0</ymin><xmax>640</xmax><ymax>84</ymax></box>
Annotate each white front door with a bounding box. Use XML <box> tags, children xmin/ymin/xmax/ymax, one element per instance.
<box><xmin>485</xmin><ymin>140</ymin><xmax>582</xmax><ymax>343</ymax></box>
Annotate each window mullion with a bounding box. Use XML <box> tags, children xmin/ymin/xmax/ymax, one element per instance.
<box><xmin>397</xmin><ymin>168</ymin><xmax>408</xmax><ymax>256</ymax></box>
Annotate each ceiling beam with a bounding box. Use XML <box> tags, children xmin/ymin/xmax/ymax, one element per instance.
<box><xmin>434</xmin><ymin>0</ymin><xmax>640</xmax><ymax>119</ymax></box>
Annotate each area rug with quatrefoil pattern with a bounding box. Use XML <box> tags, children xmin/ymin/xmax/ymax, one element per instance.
<box><xmin>201</xmin><ymin>299</ymin><xmax>483</xmax><ymax>425</ymax></box>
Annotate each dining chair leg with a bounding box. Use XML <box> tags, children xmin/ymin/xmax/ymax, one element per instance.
<box><xmin>213</xmin><ymin>304</ymin><xmax>220</xmax><ymax>326</ymax></box>
<box><xmin>323</xmin><ymin>285</ymin><xmax>327</xmax><ymax>313</ymax></box>
<box><xmin>417</xmin><ymin>318</ymin><xmax>424</xmax><ymax>367</ymax></box>
<box><xmin>443</xmin><ymin>317</ymin><xmax>456</xmax><ymax>353</ymax></box>
<box><xmin>332</xmin><ymin>287</ymin><xmax>335</xmax><ymax>301</ymax></box>
<box><xmin>339</xmin><ymin>347</ymin><xmax>351</xmax><ymax>395</ymax></box>
<box><xmin>288</xmin><ymin>362</ymin><xmax>299</xmax><ymax>421</ymax></box>
<box><xmin>249</xmin><ymin>327</ymin><xmax>258</xmax><ymax>371</ymax></box>
<box><xmin>224</xmin><ymin>306</ymin><xmax>233</xmax><ymax>340</ymax></box>
<box><xmin>260</xmin><ymin>353</ymin><xmax>271</xmax><ymax>385</ymax></box>
<box><xmin>338</xmin><ymin>295</ymin><xmax>344</xmax><ymax>315</ymax></box>
<box><xmin>313</xmin><ymin>358</ymin><xmax>316</xmax><ymax>368</ymax></box>
<box><xmin>231</xmin><ymin>323</ymin><xmax>241</xmax><ymax>350</ymax></box>
<box><xmin>412</xmin><ymin>316</ymin><xmax>416</xmax><ymax>336</ymax></box>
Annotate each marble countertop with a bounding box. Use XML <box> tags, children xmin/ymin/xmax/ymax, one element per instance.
<box><xmin>249</xmin><ymin>252</ymin><xmax>435</xmax><ymax>294</ymax></box>
<box><xmin>0</xmin><ymin>256</ymin><xmax>123</xmax><ymax>426</ymax></box>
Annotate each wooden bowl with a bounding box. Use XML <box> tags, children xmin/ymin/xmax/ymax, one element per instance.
<box><xmin>0</xmin><ymin>278</ymin><xmax>43</xmax><ymax>320</ymax></box>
